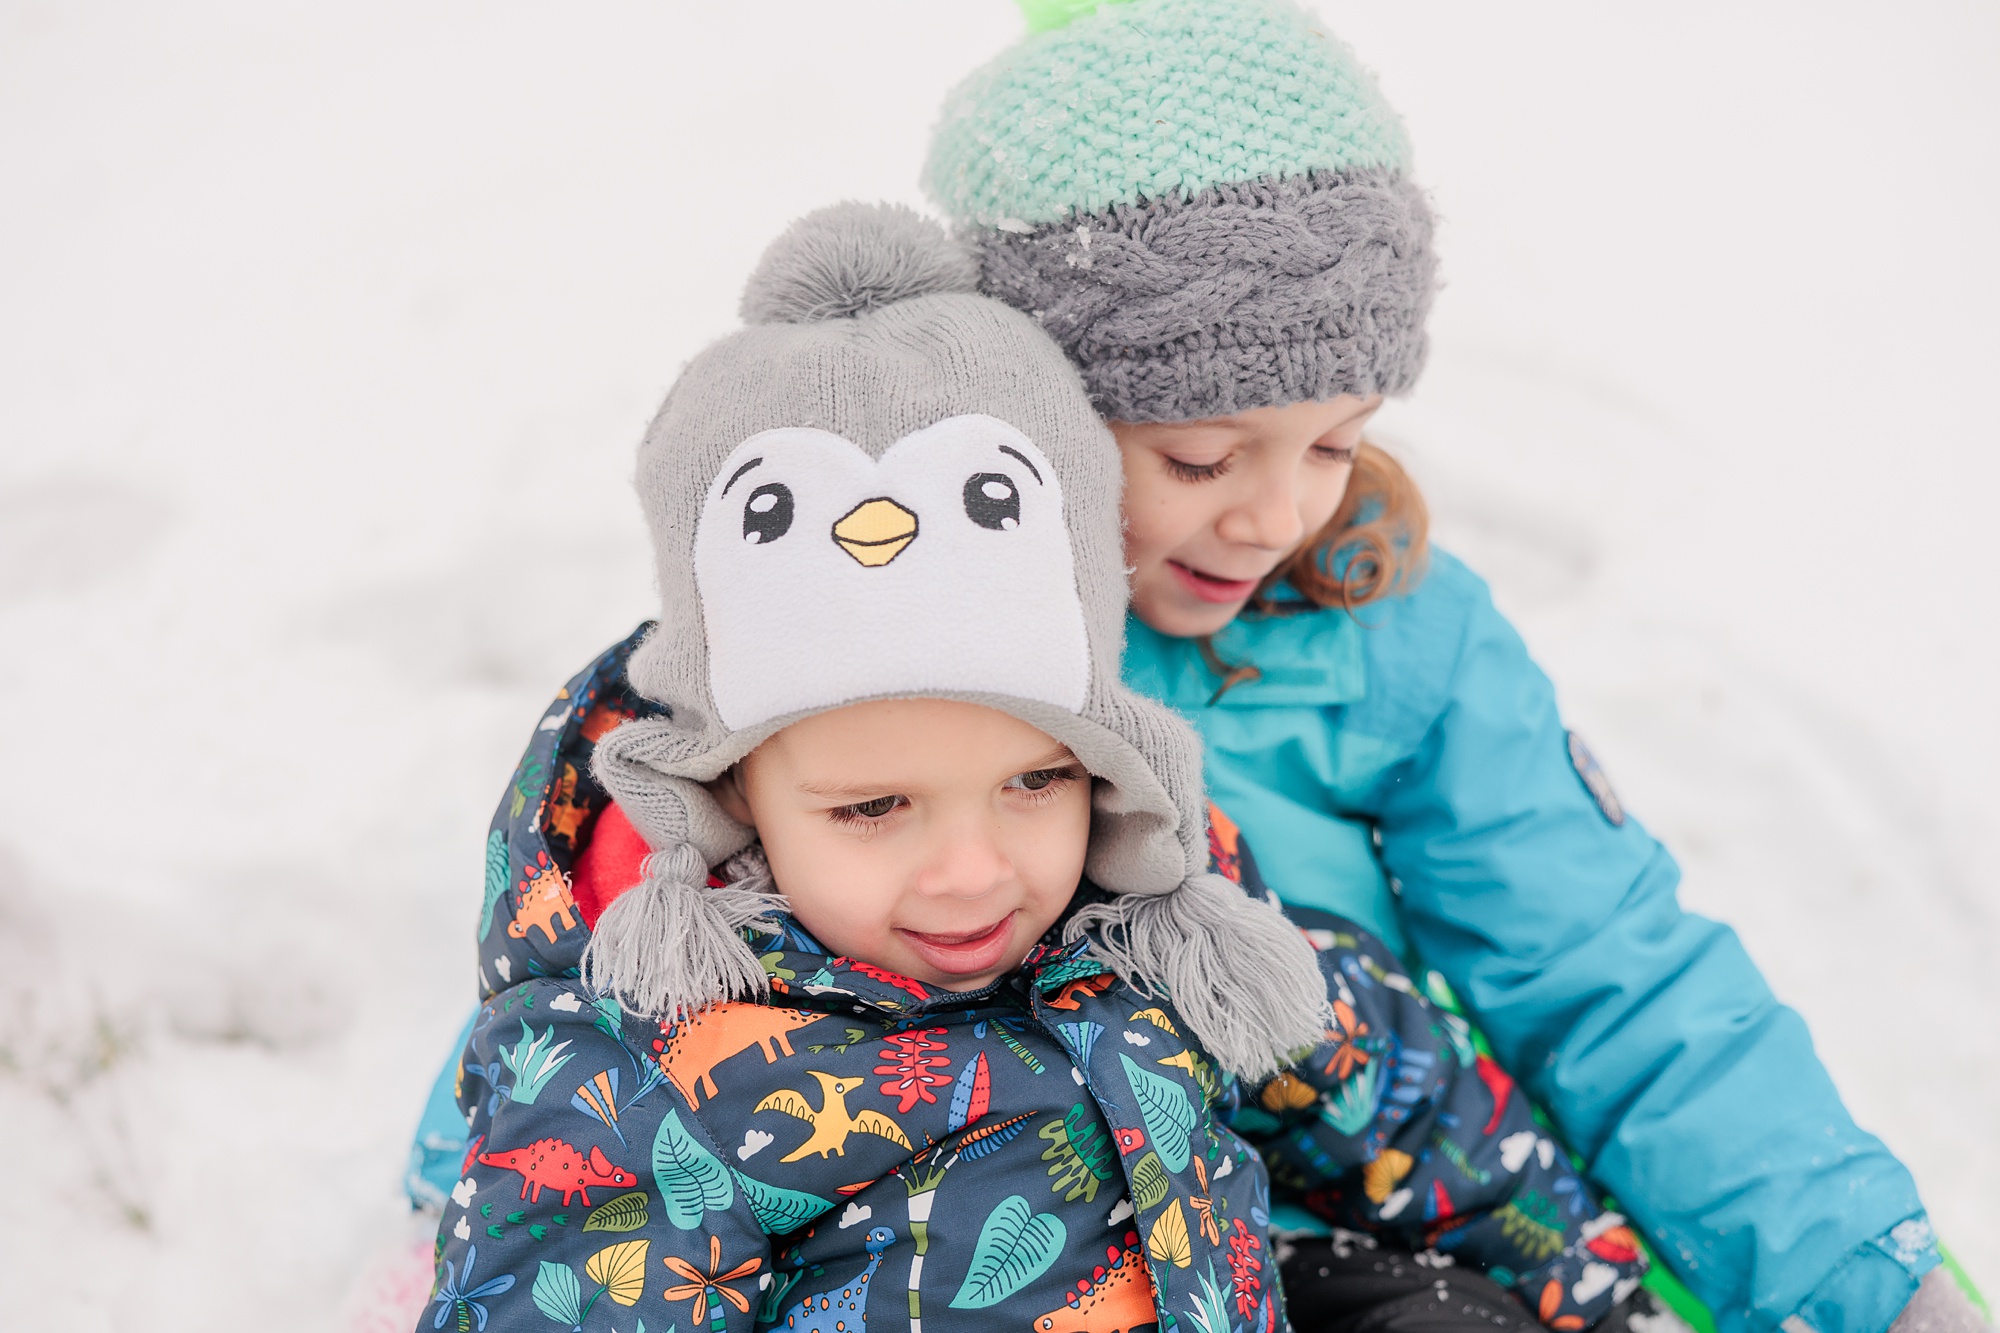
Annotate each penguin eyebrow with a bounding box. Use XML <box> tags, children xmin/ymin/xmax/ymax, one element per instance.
<box><xmin>722</xmin><ymin>457</ymin><xmax>764</xmax><ymax>496</ymax></box>
<box><xmin>998</xmin><ymin>445</ymin><xmax>1043</xmax><ymax>485</ymax></box>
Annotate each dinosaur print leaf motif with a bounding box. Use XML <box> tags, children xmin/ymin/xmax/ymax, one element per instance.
<box><xmin>1119</xmin><ymin>1054</ymin><xmax>1196</xmax><ymax>1173</ymax></box>
<box><xmin>1056</xmin><ymin>1020</ymin><xmax>1104</xmax><ymax>1068</ymax></box>
<box><xmin>949</xmin><ymin>1194</ymin><xmax>1067</xmax><ymax>1309</ymax></box>
<box><xmin>731</xmin><ymin>1169</ymin><xmax>836</xmax><ymax>1234</ymax></box>
<box><xmin>1149</xmin><ymin>1197</ymin><xmax>1194</xmax><ymax>1269</ymax></box>
<box><xmin>530</xmin><ymin>1260</ymin><xmax>583</xmax><ymax>1325</ymax></box>
<box><xmin>582</xmin><ymin>1190</ymin><xmax>650</xmax><ymax>1233</ymax></box>
<box><xmin>1130</xmin><ymin>1150</ymin><xmax>1170</xmax><ymax>1212</ymax></box>
<box><xmin>1039</xmin><ymin>1104</ymin><xmax>1116</xmax><ymax>1202</ymax></box>
<box><xmin>501</xmin><ymin>1021</ymin><xmax>576</xmax><ymax>1105</ymax></box>
<box><xmin>1363</xmin><ymin>1150</ymin><xmax>1413</xmax><ymax>1205</ymax></box>
<box><xmin>946</xmin><ymin>1052</ymin><xmax>991</xmax><ymax>1133</ymax></box>
<box><xmin>585</xmin><ymin>1239</ymin><xmax>650</xmax><ymax>1306</ymax></box>
<box><xmin>1320</xmin><ymin>1059</ymin><xmax>1381</xmax><ymax>1136</ymax></box>
<box><xmin>954</xmin><ymin>1111</ymin><xmax>1033</xmax><ymax>1162</ymax></box>
<box><xmin>651</xmin><ymin>1110</ymin><xmax>735</xmax><ymax>1229</ymax></box>
<box><xmin>479</xmin><ymin>829</ymin><xmax>509</xmax><ymax>942</ymax></box>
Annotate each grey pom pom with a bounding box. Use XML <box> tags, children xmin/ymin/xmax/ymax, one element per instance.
<box><xmin>740</xmin><ymin>201</ymin><xmax>978</xmax><ymax>324</ymax></box>
<box><xmin>579</xmin><ymin>842</ymin><xmax>786</xmax><ymax>1023</ymax></box>
<box><xmin>1067</xmin><ymin>873</ymin><xmax>1332</xmax><ymax>1082</ymax></box>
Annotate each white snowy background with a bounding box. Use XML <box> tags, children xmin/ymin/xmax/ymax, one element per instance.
<box><xmin>1</xmin><ymin>1</ymin><xmax>1994</xmax><ymax>1327</ymax></box>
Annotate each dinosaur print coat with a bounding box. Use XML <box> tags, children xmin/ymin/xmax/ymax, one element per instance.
<box><xmin>423</xmin><ymin>629</ymin><xmax>1648</xmax><ymax>1333</ymax></box>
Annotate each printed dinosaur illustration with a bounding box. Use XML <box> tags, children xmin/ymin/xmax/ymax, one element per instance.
<box><xmin>756</xmin><ymin>1070</ymin><xmax>913</xmax><ymax>1162</ymax></box>
<box><xmin>776</xmin><ymin>1226</ymin><xmax>895</xmax><ymax>1333</ymax></box>
<box><xmin>660</xmin><ymin>1003</ymin><xmax>825</xmax><ymax>1110</ymax></box>
<box><xmin>476</xmin><ymin>1136</ymin><xmax>635</xmax><ymax>1206</ymax></box>
<box><xmin>542</xmin><ymin>762</ymin><xmax>592</xmax><ymax>846</ymax></box>
<box><xmin>1032</xmin><ymin>1240</ymin><xmax>1157</xmax><ymax>1333</ymax></box>
<box><xmin>1044</xmin><ymin>974</ymin><xmax>1116</xmax><ymax>1012</ymax></box>
<box><xmin>507</xmin><ymin>851</ymin><xmax>580</xmax><ymax>945</ymax></box>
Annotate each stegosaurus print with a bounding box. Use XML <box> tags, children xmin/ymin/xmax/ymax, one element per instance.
<box><xmin>507</xmin><ymin>850</ymin><xmax>579</xmax><ymax>945</ymax></box>
<box><xmin>1032</xmin><ymin>1237</ymin><xmax>1156</xmax><ymax>1333</ymax></box>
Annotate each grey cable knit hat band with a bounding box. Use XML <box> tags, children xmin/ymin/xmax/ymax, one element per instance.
<box><xmin>970</xmin><ymin>170</ymin><xmax>1437</xmax><ymax>422</ymax></box>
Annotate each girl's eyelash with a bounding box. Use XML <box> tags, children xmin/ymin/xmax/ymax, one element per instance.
<box><xmin>827</xmin><ymin>794</ymin><xmax>906</xmax><ymax>826</ymax></box>
<box><xmin>1163</xmin><ymin>454</ymin><xmax>1232</xmax><ymax>483</ymax></box>
<box><xmin>1314</xmin><ymin>442</ymin><xmax>1358</xmax><ymax>463</ymax></box>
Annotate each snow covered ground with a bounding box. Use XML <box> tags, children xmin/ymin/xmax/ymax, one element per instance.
<box><xmin>1</xmin><ymin>2</ymin><xmax>1993</xmax><ymax>1327</ymax></box>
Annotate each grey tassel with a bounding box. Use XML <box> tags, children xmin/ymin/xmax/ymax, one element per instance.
<box><xmin>1066</xmin><ymin>872</ymin><xmax>1332</xmax><ymax>1082</ymax></box>
<box><xmin>579</xmin><ymin>842</ymin><xmax>788</xmax><ymax>1023</ymax></box>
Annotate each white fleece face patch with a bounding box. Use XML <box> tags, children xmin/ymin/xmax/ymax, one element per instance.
<box><xmin>693</xmin><ymin>414</ymin><xmax>1091</xmax><ymax>731</ymax></box>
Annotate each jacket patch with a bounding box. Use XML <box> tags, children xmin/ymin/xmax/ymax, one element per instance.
<box><xmin>1566</xmin><ymin>731</ymin><xmax>1625</xmax><ymax>827</ymax></box>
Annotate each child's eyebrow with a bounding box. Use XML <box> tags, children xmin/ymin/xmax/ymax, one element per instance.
<box><xmin>796</xmin><ymin>747</ymin><xmax>1080</xmax><ymax>800</ymax></box>
<box><xmin>797</xmin><ymin>777</ymin><xmax>899</xmax><ymax>800</ymax></box>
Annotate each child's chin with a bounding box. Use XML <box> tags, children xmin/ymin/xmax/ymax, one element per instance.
<box><xmin>1138</xmin><ymin>586</ymin><xmax>1243</xmax><ymax>638</ymax></box>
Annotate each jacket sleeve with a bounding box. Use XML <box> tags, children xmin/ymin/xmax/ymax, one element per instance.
<box><xmin>1240</xmin><ymin>924</ymin><xmax>1648</xmax><ymax>1330</ymax></box>
<box><xmin>426</xmin><ymin>981</ymin><xmax>772</xmax><ymax>1333</ymax></box>
<box><xmin>1359</xmin><ymin>555</ymin><xmax>1936</xmax><ymax>1333</ymax></box>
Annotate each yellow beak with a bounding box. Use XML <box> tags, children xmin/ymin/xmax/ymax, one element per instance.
<box><xmin>831</xmin><ymin>497</ymin><xmax>918</xmax><ymax>567</ymax></box>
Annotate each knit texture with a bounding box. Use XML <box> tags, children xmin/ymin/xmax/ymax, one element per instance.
<box><xmin>926</xmin><ymin>0</ymin><xmax>1410</xmax><ymax>229</ymax></box>
<box><xmin>586</xmin><ymin>202</ymin><xmax>1330</xmax><ymax>1079</ymax></box>
<box><xmin>973</xmin><ymin>169</ymin><xmax>1435</xmax><ymax>421</ymax></box>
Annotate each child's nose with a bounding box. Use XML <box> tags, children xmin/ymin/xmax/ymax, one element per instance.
<box><xmin>913</xmin><ymin>823</ymin><xmax>1012</xmax><ymax>899</ymax></box>
<box><xmin>1215</xmin><ymin>473</ymin><xmax>1305</xmax><ymax>551</ymax></box>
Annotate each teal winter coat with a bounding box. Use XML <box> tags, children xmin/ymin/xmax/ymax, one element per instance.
<box><xmin>1121</xmin><ymin>549</ymin><xmax>1938</xmax><ymax>1333</ymax></box>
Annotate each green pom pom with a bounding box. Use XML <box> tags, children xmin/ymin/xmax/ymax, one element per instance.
<box><xmin>1015</xmin><ymin>0</ymin><xmax>1139</xmax><ymax>34</ymax></box>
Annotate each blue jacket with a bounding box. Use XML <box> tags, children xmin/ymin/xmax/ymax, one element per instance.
<box><xmin>419</xmin><ymin>636</ymin><xmax>1646</xmax><ymax>1333</ymax></box>
<box><xmin>1121</xmin><ymin>549</ymin><xmax>1936</xmax><ymax>1333</ymax></box>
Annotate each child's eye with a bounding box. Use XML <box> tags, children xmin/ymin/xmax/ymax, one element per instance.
<box><xmin>829</xmin><ymin>794</ymin><xmax>906</xmax><ymax>824</ymax></box>
<box><xmin>1310</xmin><ymin>441</ymin><xmax>1358</xmax><ymax>464</ymax></box>
<box><xmin>1005</xmin><ymin>767</ymin><xmax>1083</xmax><ymax>796</ymax></box>
<box><xmin>1162</xmin><ymin>454</ymin><xmax>1232</xmax><ymax>483</ymax></box>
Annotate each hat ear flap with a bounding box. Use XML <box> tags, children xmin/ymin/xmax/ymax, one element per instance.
<box><xmin>1066</xmin><ymin>872</ymin><xmax>1331</xmax><ymax>1082</ymax></box>
<box><xmin>580</xmin><ymin>841</ymin><xmax>783</xmax><ymax>1022</ymax></box>
<box><xmin>583</xmin><ymin>718</ymin><xmax>781</xmax><ymax>1021</ymax></box>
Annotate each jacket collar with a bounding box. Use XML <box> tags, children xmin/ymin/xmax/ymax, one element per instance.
<box><xmin>1122</xmin><ymin>593</ymin><xmax>1366</xmax><ymax>710</ymax></box>
<box><xmin>748</xmin><ymin>916</ymin><xmax>1105</xmax><ymax>1019</ymax></box>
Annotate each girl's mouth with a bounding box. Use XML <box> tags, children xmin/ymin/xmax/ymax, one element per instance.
<box><xmin>897</xmin><ymin>913</ymin><xmax>1017</xmax><ymax>976</ymax></box>
<box><xmin>1167</xmin><ymin>559</ymin><xmax>1261</xmax><ymax>604</ymax></box>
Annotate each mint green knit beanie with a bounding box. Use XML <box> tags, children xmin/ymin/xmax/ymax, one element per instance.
<box><xmin>924</xmin><ymin>0</ymin><xmax>1436</xmax><ymax>422</ymax></box>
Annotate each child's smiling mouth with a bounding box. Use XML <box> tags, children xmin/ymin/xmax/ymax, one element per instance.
<box><xmin>896</xmin><ymin>913</ymin><xmax>1018</xmax><ymax>977</ymax></box>
<box><xmin>1167</xmin><ymin>559</ymin><xmax>1261</xmax><ymax>603</ymax></box>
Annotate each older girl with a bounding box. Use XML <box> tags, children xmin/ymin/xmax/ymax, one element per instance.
<box><xmin>916</xmin><ymin>4</ymin><xmax>1977</xmax><ymax>1333</ymax></box>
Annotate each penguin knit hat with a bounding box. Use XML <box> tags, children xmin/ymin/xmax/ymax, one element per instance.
<box><xmin>924</xmin><ymin>0</ymin><xmax>1438</xmax><ymax>423</ymax></box>
<box><xmin>585</xmin><ymin>202</ymin><xmax>1329</xmax><ymax>1081</ymax></box>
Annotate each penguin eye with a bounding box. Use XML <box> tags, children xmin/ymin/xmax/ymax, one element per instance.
<box><xmin>742</xmin><ymin>482</ymin><xmax>794</xmax><ymax>545</ymax></box>
<box><xmin>963</xmin><ymin>472</ymin><xmax>1021</xmax><ymax>531</ymax></box>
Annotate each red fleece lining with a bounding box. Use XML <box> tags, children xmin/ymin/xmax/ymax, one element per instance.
<box><xmin>572</xmin><ymin>800</ymin><xmax>650</xmax><ymax>929</ymax></box>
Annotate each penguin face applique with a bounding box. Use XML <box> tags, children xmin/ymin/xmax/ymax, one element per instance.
<box><xmin>692</xmin><ymin>414</ymin><xmax>1091</xmax><ymax>731</ymax></box>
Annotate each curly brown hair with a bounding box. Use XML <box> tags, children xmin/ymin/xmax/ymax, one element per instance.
<box><xmin>1197</xmin><ymin>442</ymin><xmax>1430</xmax><ymax>701</ymax></box>
<box><xmin>1261</xmin><ymin>441</ymin><xmax>1430</xmax><ymax>612</ymax></box>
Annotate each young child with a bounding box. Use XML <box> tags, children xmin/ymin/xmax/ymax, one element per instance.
<box><xmin>920</xmin><ymin>5</ymin><xmax>1987</xmax><ymax>1333</ymax></box>
<box><xmin>423</xmin><ymin>204</ymin><xmax>1648</xmax><ymax>1333</ymax></box>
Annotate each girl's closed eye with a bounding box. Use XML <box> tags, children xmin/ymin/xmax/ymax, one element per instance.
<box><xmin>1162</xmin><ymin>452</ymin><xmax>1234</xmax><ymax>483</ymax></box>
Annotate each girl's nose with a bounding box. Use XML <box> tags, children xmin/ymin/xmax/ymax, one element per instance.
<box><xmin>913</xmin><ymin>822</ymin><xmax>1012</xmax><ymax>900</ymax></box>
<box><xmin>1214</xmin><ymin>462</ymin><xmax>1305</xmax><ymax>551</ymax></box>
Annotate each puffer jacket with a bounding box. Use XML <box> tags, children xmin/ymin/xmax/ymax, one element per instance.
<box><xmin>418</xmin><ymin>629</ymin><xmax>1647</xmax><ymax>1333</ymax></box>
<box><xmin>1121</xmin><ymin>548</ymin><xmax>1939</xmax><ymax>1333</ymax></box>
